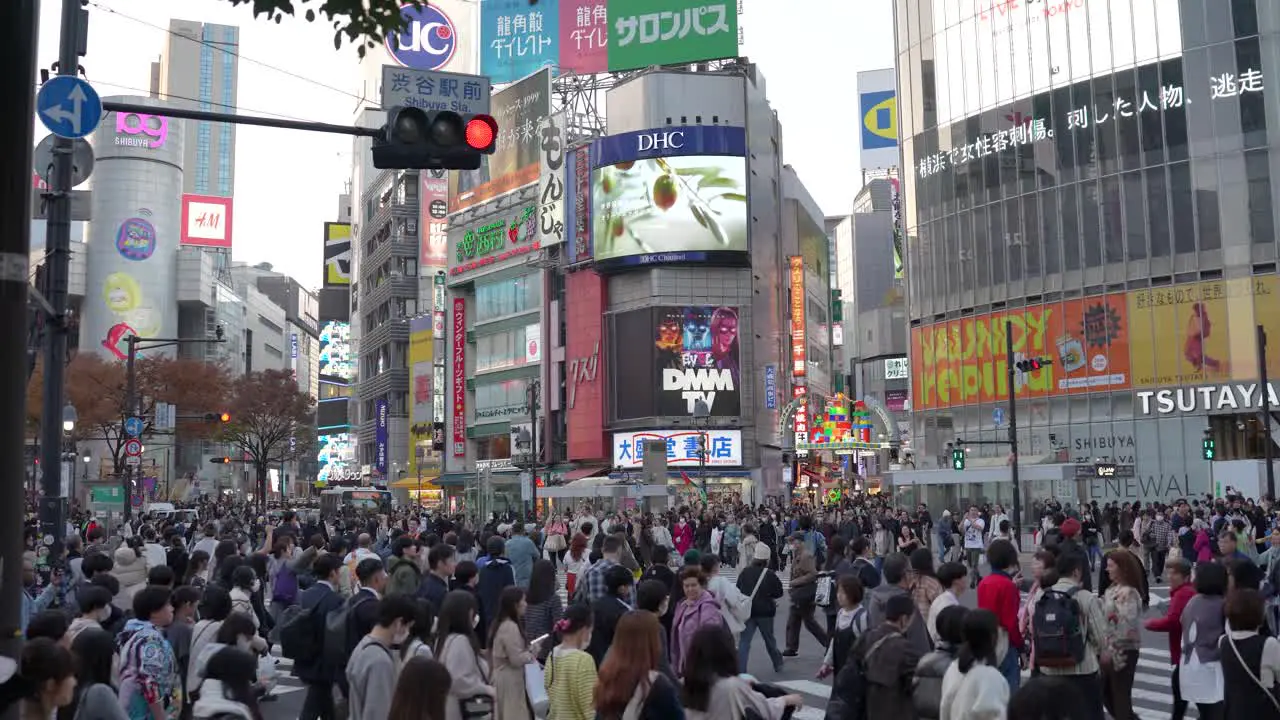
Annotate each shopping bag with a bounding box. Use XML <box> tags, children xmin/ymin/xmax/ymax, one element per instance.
<box><xmin>525</xmin><ymin>662</ymin><xmax>549</xmax><ymax>718</ymax></box>
<box><xmin>257</xmin><ymin>654</ymin><xmax>279</xmax><ymax>693</ymax></box>
<box><xmin>1180</xmin><ymin>623</ymin><xmax>1224</xmax><ymax>705</ymax></box>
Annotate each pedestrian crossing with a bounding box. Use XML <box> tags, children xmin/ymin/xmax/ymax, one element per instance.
<box><xmin>262</xmin><ymin>652</ymin><xmax>304</xmax><ymax>697</ymax></box>
<box><xmin>553</xmin><ymin>562</ymin><xmax>791</xmax><ymax>604</ymax></box>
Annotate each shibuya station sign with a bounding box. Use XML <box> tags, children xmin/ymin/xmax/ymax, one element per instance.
<box><xmin>1138</xmin><ymin>383</ymin><xmax>1280</xmax><ymax>415</ymax></box>
<box><xmin>916</xmin><ymin>67</ymin><xmax>1265</xmax><ymax>181</ymax></box>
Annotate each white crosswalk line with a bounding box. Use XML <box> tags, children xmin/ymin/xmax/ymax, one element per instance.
<box><xmin>774</xmin><ymin>680</ymin><xmax>832</xmax><ymax>700</ymax></box>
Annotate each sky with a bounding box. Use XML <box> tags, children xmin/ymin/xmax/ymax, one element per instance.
<box><xmin>35</xmin><ymin>0</ymin><xmax>895</xmax><ymax>290</ymax></box>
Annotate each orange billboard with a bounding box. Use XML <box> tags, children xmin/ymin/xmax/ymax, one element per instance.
<box><xmin>789</xmin><ymin>256</ymin><xmax>806</xmax><ymax>377</ymax></box>
<box><xmin>912</xmin><ymin>294</ymin><xmax>1131</xmax><ymax>409</ymax></box>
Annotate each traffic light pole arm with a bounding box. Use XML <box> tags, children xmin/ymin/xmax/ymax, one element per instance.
<box><xmin>102</xmin><ymin>102</ymin><xmax>382</xmax><ymax>138</ymax></box>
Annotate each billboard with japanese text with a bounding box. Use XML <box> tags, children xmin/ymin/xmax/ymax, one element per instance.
<box><xmin>612</xmin><ymin>429</ymin><xmax>742</xmax><ymax>469</ymax></box>
<box><xmin>449</xmin><ymin>68</ymin><xmax>551</xmax><ymax>213</ymax></box>
<box><xmin>565</xmin><ymin>270</ymin><xmax>606</xmax><ymax>460</ymax></box>
<box><xmin>606</xmin><ymin>0</ymin><xmax>737</xmax><ymax>73</ymax></box>
<box><xmin>656</xmin><ymin>305</ymin><xmax>740</xmax><ymax>416</ymax></box>
<box><xmin>420</xmin><ymin>172</ymin><xmax>448</xmax><ymax>270</ymax></box>
<box><xmin>409</xmin><ymin>315</ymin><xmax>434</xmax><ymax>477</ymax></box>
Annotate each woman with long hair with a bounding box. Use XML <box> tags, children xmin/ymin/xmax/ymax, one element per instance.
<box><xmin>191</xmin><ymin>646</ymin><xmax>262</xmax><ymax>720</ymax></box>
<box><xmin>544</xmin><ymin>605</ymin><xmax>596</xmax><ymax>720</ymax></box>
<box><xmin>938</xmin><ymin>608</ymin><xmax>1008</xmax><ymax>719</ymax></box>
<box><xmin>909</xmin><ymin>548</ymin><xmax>944</xmax><ymax>624</ymax></box>
<box><xmin>20</xmin><ymin>638</ymin><xmax>76</xmax><ymax>720</ymax></box>
<box><xmin>681</xmin><ymin>625</ymin><xmax>801</xmax><ymax>719</ymax></box>
<box><xmin>184</xmin><ymin>552</ymin><xmax>210</xmax><ymax>589</ymax></box>
<box><xmin>523</xmin><ymin>560</ymin><xmax>562</xmax><ymax>654</ymax></box>
<box><xmin>1099</xmin><ymin>548</ymin><xmax>1144</xmax><ymax>720</ymax></box>
<box><xmin>435</xmin><ymin>590</ymin><xmax>494</xmax><ymax>720</ymax></box>
<box><xmin>488</xmin><ymin>587</ymin><xmax>533</xmax><ymax>720</ymax></box>
<box><xmin>61</xmin><ymin>629</ymin><xmax>125</xmax><ymax>720</ymax></box>
<box><xmin>564</xmin><ymin>534</ymin><xmax>590</xmax><ymax>598</ymax></box>
<box><xmin>388</xmin><ymin>657</ymin><xmax>451</xmax><ymax>720</ymax></box>
<box><xmin>594</xmin><ymin>612</ymin><xmax>683</xmax><ymax>720</ymax></box>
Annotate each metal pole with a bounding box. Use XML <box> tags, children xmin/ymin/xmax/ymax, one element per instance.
<box><xmin>1006</xmin><ymin>321</ymin><xmax>1023</xmax><ymax>536</ymax></box>
<box><xmin>1261</xmin><ymin>324</ymin><xmax>1275</xmax><ymax>500</ymax></box>
<box><xmin>528</xmin><ymin>379</ymin><xmax>539</xmax><ymax>522</ymax></box>
<box><xmin>2</xmin><ymin>0</ymin><xmax>41</xmax><ymax>689</ymax></box>
<box><xmin>700</xmin><ymin>424</ymin><xmax>707</xmax><ymax>497</ymax></box>
<box><xmin>123</xmin><ymin>335</ymin><xmax>138</xmax><ymax>521</ymax></box>
<box><xmin>38</xmin><ymin>0</ymin><xmax>85</xmax><ymax>577</ymax></box>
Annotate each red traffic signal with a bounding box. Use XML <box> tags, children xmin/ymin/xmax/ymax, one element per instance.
<box><xmin>209</xmin><ymin>457</ymin><xmax>231</xmax><ymax>464</ymax></box>
<box><xmin>465</xmin><ymin>115</ymin><xmax>497</xmax><ymax>151</ymax></box>
<box><xmin>1015</xmin><ymin>357</ymin><xmax>1052</xmax><ymax>373</ymax></box>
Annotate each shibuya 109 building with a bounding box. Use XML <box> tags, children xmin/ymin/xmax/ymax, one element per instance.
<box><xmin>892</xmin><ymin>0</ymin><xmax>1280</xmax><ymax>507</ymax></box>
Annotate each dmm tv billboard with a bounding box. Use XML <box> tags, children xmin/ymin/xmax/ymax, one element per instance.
<box><xmin>611</xmin><ymin>305</ymin><xmax>741</xmax><ymax>419</ymax></box>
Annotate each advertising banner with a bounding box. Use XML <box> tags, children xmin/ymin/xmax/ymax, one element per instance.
<box><xmin>565</xmin><ymin>144</ymin><xmax>592</xmax><ymax>265</ymax></box>
<box><xmin>911</xmin><ymin>293</ymin><xmax>1131</xmax><ymax>409</ymax></box>
<box><xmin>318</xmin><ymin>321</ymin><xmax>354</xmax><ymax>382</ymax></box>
<box><xmin>1128</xmin><ymin>277</ymin><xmax>1280</xmax><ymax>389</ymax></box>
<box><xmin>566</xmin><ymin>270</ymin><xmax>606</xmax><ymax>459</ymax></box>
<box><xmin>559</xmin><ymin>0</ymin><xmax>608</xmax><ymax>75</ymax></box>
<box><xmin>317</xmin><ymin>432</ymin><xmax>356</xmax><ymax>485</ymax></box>
<box><xmin>524</xmin><ymin>323</ymin><xmax>542</xmax><ymax>363</ymax></box>
<box><xmin>450</xmin><ymin>204</ymin><xmax>538</xmax><ymax>277</ymax></box>
<box><xmin>450</xmin><ymin>68</ymin><xmax>551</xmax><ymax>213</ymax></box>
<box><xmin>888</xmin><ymin>177</ymin><xmax>904</xmax><ymax>279</ymax></box>
<box><xmin>857</xmin><ymin>69</ymin><xmax>898</xmax><ymax>170</ymax></box>
<box><xmin>433</xmin><ymin>274</ymin><xmax>446</xmax><ymax>338</ymax></box>
<box><xmin>612</xmin><ymin>308</ymin><xmax>656</xmax><ymax>419</ymax></box>
<box><xmin>374</xmin><ymin>398</ymin><xmax>388</xmax><ymax>475</ymax></box>
<box><xmin>537</xmin><ymin>112</ymin><xmax>566</xmax><ymax>248</ymax></box>
<box><xmin>591</xmin><ymin>126</ymin><xmax>748</xmax><ymax>267</ymax></box>
<box><xmin>789</xmin><ymin>256</ymin><xmax>806</xmax><ymax>377</ymax></box>
<box><xmin>384</xmin><ymin>0</ymin><xmax>479</xmax><ymax>74</ymax></box>
<box><xmin>420</xmin><ymin>171</ymin><xmax>449</xmax><ymax>270</ymax></box>
<box><xmin>409</xmin><ymin>315</ymin><xmax>434</xmax><ymax>478</ymax></box>
<box><xmin>181</xmin><ymin>194</ymin><xmax>233</xmax><ymax>249</ymax></box>
<box><xmin>656</xmin><ymin>305</ymin><xmax>740</xmax><ymax>416</ymax></box>
<box><xmin>480</xmin><ymin>0</ymin><xmax>559</xmax><ymax>86</ymax></box>
<box><xmin>764</xmin><ymin>364</ymin><xmax>777</xmax><ymax>410</ymax></box>
<box><xmin>606</xmin><ymin>0</ymin><xmax>738</xmax><ymax>73</ymax></box>
<box><xmin>885</xmin><ymin>389</ymin><xmax>908</xmax><ymax>412</ymax></box>
<box><xmin>451</xmin><ymin>298</ymin><xmax>467</xmax><ymax>457</ymax></box>
<box><xmin>612</xmin><ymin>429</ymin><xmax>742</xmax><ymax>469</ymax></box>
<box><xmin>323</xmin><ymin>222</ymin><xmax>352</xmax><ymax>287</ymax></box>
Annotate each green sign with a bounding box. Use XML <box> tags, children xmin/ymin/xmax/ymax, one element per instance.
<box><xmin>456</xmin><ymin>206</ymin><xmax>536</xmax><ymax>264</ymax></box>
<box><xmin>607</xmin><ymin>0</ymin><xmax>739</xmax><ymax>73</ymax></box>
<box><xmin>90</xmin><ymin>486</ymin><xmax>123</xmax><ymax>503</ymax></box>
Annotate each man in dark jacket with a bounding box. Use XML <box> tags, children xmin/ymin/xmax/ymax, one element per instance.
<box><xmin>418</xmin><ymin>543</ymin><xmax>456</xmax><ymax>613</ymax></box>
<box><xmin>296</xmin><ymin>554</ymin><xmax>345</xmax><ymax>720</ymax></box>
<box><xmin>476</xmin><ymin>536</ymin><xmax>514</xmax><ymax>643</ymax></box>
<box><xmin>585</xmin><ymin>566</ymin><xmax>635</xmax><ymax>667</ymax></box>
<box><xmin>1056</xmin><ymin>518</ymin><xmax>1094</xmax><ymax>592</ymax></box>
<box><xmin>736</xmin><ymin>542</ymin><xmax>785</xmax><ymax>672</ymax></box>
<box><xmin>853</xmin><ymin>594</ymin><xmax>923</xmax><ymax>719</ymax></box>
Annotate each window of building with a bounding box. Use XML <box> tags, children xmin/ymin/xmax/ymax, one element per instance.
<box><xmin>475</xmin><ymin>378</ymin><xmax>530</xmax><ymax>420</ymax></box>
<box><xmin>475</xmin><ymin>274</ymin><xmax>543</xmax><ymax>323</ymax></box>
<box><xmin>475</xmin><ymin>434</ymin><xmax>512</xmax><ymax>461</ymax></box>
<box><xmin>475</xmin><ymin>326</ymin><xmax>536</xmax><ymax>373</ymax></box>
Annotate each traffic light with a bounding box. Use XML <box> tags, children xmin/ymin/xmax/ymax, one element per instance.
<box><xmin>1015</xmin><ymin>357</ymin><xmax>1053</xmax><ymax>373</ymax></box>
<box><xmin>209</xmin><ymin>457</ymin><xmax>231</xmax><ymax>464</ymax></box>
<box><xmin>372</xmin><ymin>107</ymin><xmax>498</xmax><ymax>171</ymax></box>
<box><xmin>1202</xmin><ymin>437</ymin><xmax>1216</xmax><ymax>460</ymax></box>
<box><xmin>696</xmin><ymin>432</ymin><xmax>708</xmax><ymax>458</ymax></box>
<box><xmin>203</xmin><ymin>412</ymin><xmax>231</xmax><ymax>423</ymax></box>
<box><xmin>948</xmin><ymin>442</ymin><xmax>966</xmax><ymax>470</ymax></box>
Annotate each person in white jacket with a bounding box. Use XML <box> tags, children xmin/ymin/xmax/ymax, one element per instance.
<box><xmin>703</xmin><ymin>555</ymin><xmax>750</xmax><ymax>640</ymax></box>
<box><xmin>939</xmin><ymin>608</ymin><xmax>1010</xmax><ymax>720</ymax></box>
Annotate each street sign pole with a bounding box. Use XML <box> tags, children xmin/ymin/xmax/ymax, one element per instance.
<box><xmin>38</xmin><ymin>0</ymin><xmax>89</xmax><ymax>592</ymax></box>
<box><xmin>2</xmin><ymin>0</ymin><xmax>42</xmax><ymax>703</ymax></box>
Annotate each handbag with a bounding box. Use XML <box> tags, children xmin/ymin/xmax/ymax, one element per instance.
<box><xmin>1223</xmin><ymin>632</ymin><xmax>1280</xmax><ymax>714</ymax></box>
<box><xmin>451</xmin><ymin>636</ymin><xmax>495</xmax><ymax>720</ymax></box>
<box><xmin>525</xmin><ymin>662</ymin><xmax>549</xmax><ymax>718</ymax></box>
<box><xmin>546</xmin><ymin>533</ymin><xmax>567</xmax><ymax>552</ymax></box>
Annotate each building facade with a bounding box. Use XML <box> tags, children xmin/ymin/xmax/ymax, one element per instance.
<box><xmin>895</xmin><ymin>0</ymin><xmax>1280</xmax><ymax>504</ymax></box>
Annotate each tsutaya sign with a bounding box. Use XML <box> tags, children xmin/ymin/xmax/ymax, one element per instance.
<box><xmin>1138</xmin><ymin>383</ymin><xmax>1280</xmax><ymax>415</ymax></box>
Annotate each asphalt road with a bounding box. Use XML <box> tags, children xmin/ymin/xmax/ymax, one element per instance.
<box><xmin>258</xmin><ymin>561</ymin><xmax>1184</xmax><ymax>720</ymax></box>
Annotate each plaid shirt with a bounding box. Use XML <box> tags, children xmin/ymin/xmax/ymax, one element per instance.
<box><xmin>579</xmin><ymin>558</ymin><xmax>617</xmax><ymax>603</ymax></box>
<box><xmin>1150</xmin><ymin>519</ymin><xmax>1174</xmax><ymax>548</ymax></box>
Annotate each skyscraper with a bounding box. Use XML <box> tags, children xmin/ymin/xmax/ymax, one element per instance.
<box><xmin>149</xmin><ymin>19</ymin><xmax>239</xmax><ymax>198</ymax></box>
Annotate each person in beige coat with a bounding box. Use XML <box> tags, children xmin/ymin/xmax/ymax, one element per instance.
<box><xmin>110</xmin><ymin>541</ymin><xmax>148</xmax><ymax>608</ymax></box>
<box><xmin>489</xmin><ymin>587</ymin><xmax>535</xmax><ymax>720</ymax></box>
<box><xmin>435</xmin><ymin>590</ymin><xmax>494</xmax><ymax>720</ymax></box>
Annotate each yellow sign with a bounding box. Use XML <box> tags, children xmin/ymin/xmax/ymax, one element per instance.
<box><xmin>323</xmin><ymin>223</ymin><xmax>352</xmax><ymax>287</ymax></box>
<box><xmin>408</xmin><ymin>322</ymin><xmax>434</xmax><ymax>479</ymax></box>
<box><xmin>1127</xmin><ymin>277</ymin><xmax>1280</xmax><ymax>388</ymax></box>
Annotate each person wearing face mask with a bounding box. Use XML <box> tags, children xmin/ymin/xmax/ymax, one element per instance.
<box><xmin>1147</xmin><ymin>510</ymin><xmax>1174</xmax><ymax>584</ymax></box>
<box><xmin>228</xmin><ymin>565</ymin><xmax>262</xmax><ymax>639</ymax></box>
<box><xmin>66</xmin><ymin>585</ymin><xmax>114</xmax><ymax>645</ymax></box>
<box><xmin>544</xmin><ymin>605</ymin><xmax>596</xmax><ymax>720</ymax></box>
<box><xmin>346</xmin><ymin>595</ymin><xmax>419</xmax><ymax>720</ymax></box>
<box><xmin>435</xmin><ymin>591</ymin><xmax>496</xmax><ymax>720</ymax></box>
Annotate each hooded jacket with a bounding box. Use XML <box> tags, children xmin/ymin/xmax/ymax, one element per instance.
<box><xmin>671</xmin><ymin>590</ymin><xmax>726</xmax><ymax>677</ymax></box>
<box><xmin>866</xmin><ymin>582</ymin><xmax>933</xmax><ymax>657</ymax></box>
<box><xmin>385</xmin><ymin>555</ymin><xmax>422</xmax><ymax>598</ymax></box>
<box><xmin>111</xmin><ymin>545</ymin><xmax>148</xmax><ymax>608</ymax></box>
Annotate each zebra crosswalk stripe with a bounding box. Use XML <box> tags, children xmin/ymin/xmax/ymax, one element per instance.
<box><xmin>554</xmin><ymin>564</ymin><xmax>791</xmax><ymax>602</ymax></box>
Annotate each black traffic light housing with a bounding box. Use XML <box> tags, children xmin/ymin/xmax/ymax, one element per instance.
<box><xmin>1202</xmin><ymin>428</ymin><xmax>1216</xmax><ymax>460</ymax></box>
<box><xmin>946</xmin><ymin>440</ymin><xmax>966</xmax><ymax>470</ymax></box>
<box><xmin>372</xmin><ymin>107</ymin><xmax>498</xmax><ymax>171</ymax></box>
<box><xmin>209</xmin><ymin>457</ymin><xmax>231</xmax><ymax>464</ymax></box>
<box><xmin>1014</xmin><ymin>357</ymin><xmax>1053</xmax><ymax>373</ymax></box>
<box><xmin>203</xmin><ymin>412</ymin><xmax>231</xmax><ymax>423</ymax></box>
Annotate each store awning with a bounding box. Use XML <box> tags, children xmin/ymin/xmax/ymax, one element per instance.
<box><xmin>435</xmin><ymin>473</ymin><xmax>473</xmax><ymax>488</ymax></box>
<box><xmin>389</xmin><ymin>475</ymin><xmax>439</xmax><ymax>489</ymax></box>
<box><xmin>563</xmin><ymin>465</ymin><xmax>609</xmax><ymax>482</ymax></box>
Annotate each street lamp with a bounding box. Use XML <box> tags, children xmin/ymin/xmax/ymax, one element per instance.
<box><xmin>61</xmin><ymin>404</ymin><xmax>77</xmax><ymax>434</ymax></box>
<box><xmin>514</xmin><ymin>425</ymin><xmax>534</xmax><ymax>519</ymax></box>
<box><xmin>693</xmin><ymin>399</ymin><xmax>710</xmax><ymax>497</ymax></box>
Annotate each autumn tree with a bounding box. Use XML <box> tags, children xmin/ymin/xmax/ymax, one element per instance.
<box><xmin>219</xmin><ymin>369</ymin><xmax>315</xmax><ymax>509</ymax></box>
<box><xmin>27</xmin><ymin>353</ymin><xmax>233</xmax><ymax>475</ymax></box>
<box><xmin>222</xmin><ymin>0</ymin><xmax>427</xmax><ymax>56</ymax></box>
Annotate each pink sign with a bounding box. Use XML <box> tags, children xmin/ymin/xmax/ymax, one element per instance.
<box><xmin>558</xmin><ymin>0</ymin><xmax>608</xmax><ymax>75</ymax></box>
<box><xmin>115</xmin><ymin>112</ymin><xmax>169</xmax><ymax>149</ymax></box>
<box><xmin>451</xmin><ymin>298</ymin><xmax>467</xmax><ymax>458</ymax></box>
<box><xmin>420</xmin><ymin>173</ymin><xmax>449</xmax><ymax>269</ymax></box>
<box><xmin>180</xmin><ymin>194</ymin><xmax>234</xmax><ymax>249</ymax></box>
<box><xmin>885</xmin><ymin>389</ymin><xmax>908</xmax><ymax>412</ymax></box>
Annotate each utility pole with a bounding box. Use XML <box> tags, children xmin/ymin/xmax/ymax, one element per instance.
<box><xmin>3</xmin><ymin>0</ymin><xmax>42</xmax><ymax>696</ymax></box>
<box><xmin>1006</xmin><ymin>322</ymin><xmax>1023</xmax><ymax>536</ymax></box>
<box><xmin>527</xmin><ymin>379</ymin><xmax>540</xmax><ymax>521</ymax></box>
<box><xmin>38</xmin><ymin>0</ymin><xmax>88</xmax><ymax>579</ymax></box>
<box><xmin>1261</xmin><ymin>325</ymin><xmax>1275</xmax><ymax>500</ymax></box>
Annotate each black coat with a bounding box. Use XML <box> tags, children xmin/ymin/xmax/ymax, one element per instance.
<box><xmin>476</xmin><ymin>558</ymin><xmax>514</xmax><ymax>643</ymax></box>
<box><xmin>294</xmin><ymin>582</ymin><xmax>345</xmax><ymax>683</ymax></box>
<box><xmin>585</xmin><ymin>596</ymin><xmax>630</xmax><ymax>667</ymax></box>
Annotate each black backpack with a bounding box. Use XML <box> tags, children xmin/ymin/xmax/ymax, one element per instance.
<box><xmin>1032</xmin><ymin>586</ymin><xmax>1086</xmax><ymax>668</ymax></box>
<box><xmin>324</xmin><ymin>593</ymin><xmax>374</xmax><ymax>666</ymax></box>
<box><xmin>825</xmin><ymin>631</ymin><xmax>893</xmax><ymax>720</ymax></box>
<box><xmin>278</xmin><ymin>602</ymin><xmax>320</xmax><ymax>660</ymax></box>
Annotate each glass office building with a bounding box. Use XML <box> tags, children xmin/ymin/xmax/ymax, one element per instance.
<box><xmin>894</xmin><ymin>0</ymin><xmax>1280</xmax><ymax>503</ymax></box>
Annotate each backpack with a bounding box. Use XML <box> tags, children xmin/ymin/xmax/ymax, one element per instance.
<box><xmin>809</xmin><ymin>531</ymin><xmax>826</xmax><ymax>567</ymax></box>
<box><xmin>1032</xmin><ymin>586</ymin><xmax>1086</xmax><ymax>668</ymax></box>
<box><xmin>273</xmin><ymin>563</ymin><xmax>299</xmax><ymax>605</ymax></box>
<box><xmin>815</xmin><ymin>571</ymin><xmax>836</xmax><ymax>608</ymax></box>
<box><xmin>278</xmin><ymin>602</ymin><xmax>320</xmax><ymax>660</ymax></box>
<box><xmin>325</xmin><ymin>593</ymin><xmax>374</xmax><ymax>666</ymax></box>
<box><xmin>825</xmin><ymin>631</ymin><xmax>894</xmax><ymax>720</ymax></box>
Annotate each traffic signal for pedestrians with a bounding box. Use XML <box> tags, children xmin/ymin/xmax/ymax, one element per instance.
<box><xmin>372</xmin><ymin>107</ymin><xmax>498</xmax><ymax>171</ymax></box>
<box><xmin>209</xmin><ymin>457</ymin><xmax>231</xmax><ymax>464</ymax></box>
<box><xmin>1202</xmin><ymin>437</ymin><xmax>1216</xmax><ymax>460</ymax></box>
<box><xmin>203</xmin><ymin>412</ymin><xmax>231</xmax><ymax>423</ymax></box>
<box><xmin>1014</xmin><ymin>357</ymin><xmax>1053</xmax><ymax>373</ymax></box>
<box><xmin>948</xmin><ymin>442</ymin><xmax>966</xmax><ymax>470</ymax></box>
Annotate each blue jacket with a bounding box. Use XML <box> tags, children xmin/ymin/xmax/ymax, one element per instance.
<box><xmin>505</xmin><ymin>535</ymin><xmax>540</xmax><ymax>588</ymax></box>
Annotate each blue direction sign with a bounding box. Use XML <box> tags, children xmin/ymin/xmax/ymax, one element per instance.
<box><xmin>123</xmin><ymin>416</ymin><xmax>144</xmax><ymax>438</ymax></box>
<box><xmin>992</xmin><ymin>407</ymin><xmax>1005</xmax><ymax>426</ymax></box>
<box><xmin>36</xmin><ymin>76</ymin><xmax>103</xmax><ymax>140</ymax></box>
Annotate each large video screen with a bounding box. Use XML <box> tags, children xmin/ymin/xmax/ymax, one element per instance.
<box><xmin>317</xmin><ymin>432</ymin><xmax>356</xmax><ymax>484</ymax></box>
<box><xmin>656</xmin><ymin>305</ymin><xmax>741</xmax><ymax>417</ymax></box>
<box><xmin>318</xmin><ymin>321</ymin><xmax>354</xmax><ymax>382</ymax></box>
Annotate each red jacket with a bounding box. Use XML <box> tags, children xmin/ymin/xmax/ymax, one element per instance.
<box><xmin>977</xmin><ymin>570</ymin><xmax>1023</xmax><ymax>651</ymax></box>
<box><xmin>1145</xmin><ymin>581</ymin><xmax>1195</xmax><ymax>662</ymax></box>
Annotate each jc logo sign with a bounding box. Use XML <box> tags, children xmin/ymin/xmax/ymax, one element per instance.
<box><xmin>637</xmin><ymin>130</ymin><xmax>684</xmax><ymax>153</ymax></box>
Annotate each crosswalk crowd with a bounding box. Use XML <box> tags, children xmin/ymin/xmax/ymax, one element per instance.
<box><xmin>4</xmin><ymin>492</ymin><xmax>1280</xmax><ymax>720</ymax></box>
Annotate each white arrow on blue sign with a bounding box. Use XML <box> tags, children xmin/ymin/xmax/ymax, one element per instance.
<box><xmin>123</xmin><ymin>416</ymin><xmax>144</xmax><ymax>438</ymax></box>
<box><xmin>36</xmin><ymin>76</ymin><xmax>103</xmax><ymax>140</ymax></box>
<box><xmin>993</xmin><ymin>407</ymin><xmax>1005</xmax><ymax>426</ymax></box>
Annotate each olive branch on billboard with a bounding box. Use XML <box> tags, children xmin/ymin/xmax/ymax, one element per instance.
<box><xmin>597</xmin><ymin>158</ymin><xmax>746</xmax><ymax>254</ymax></box>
